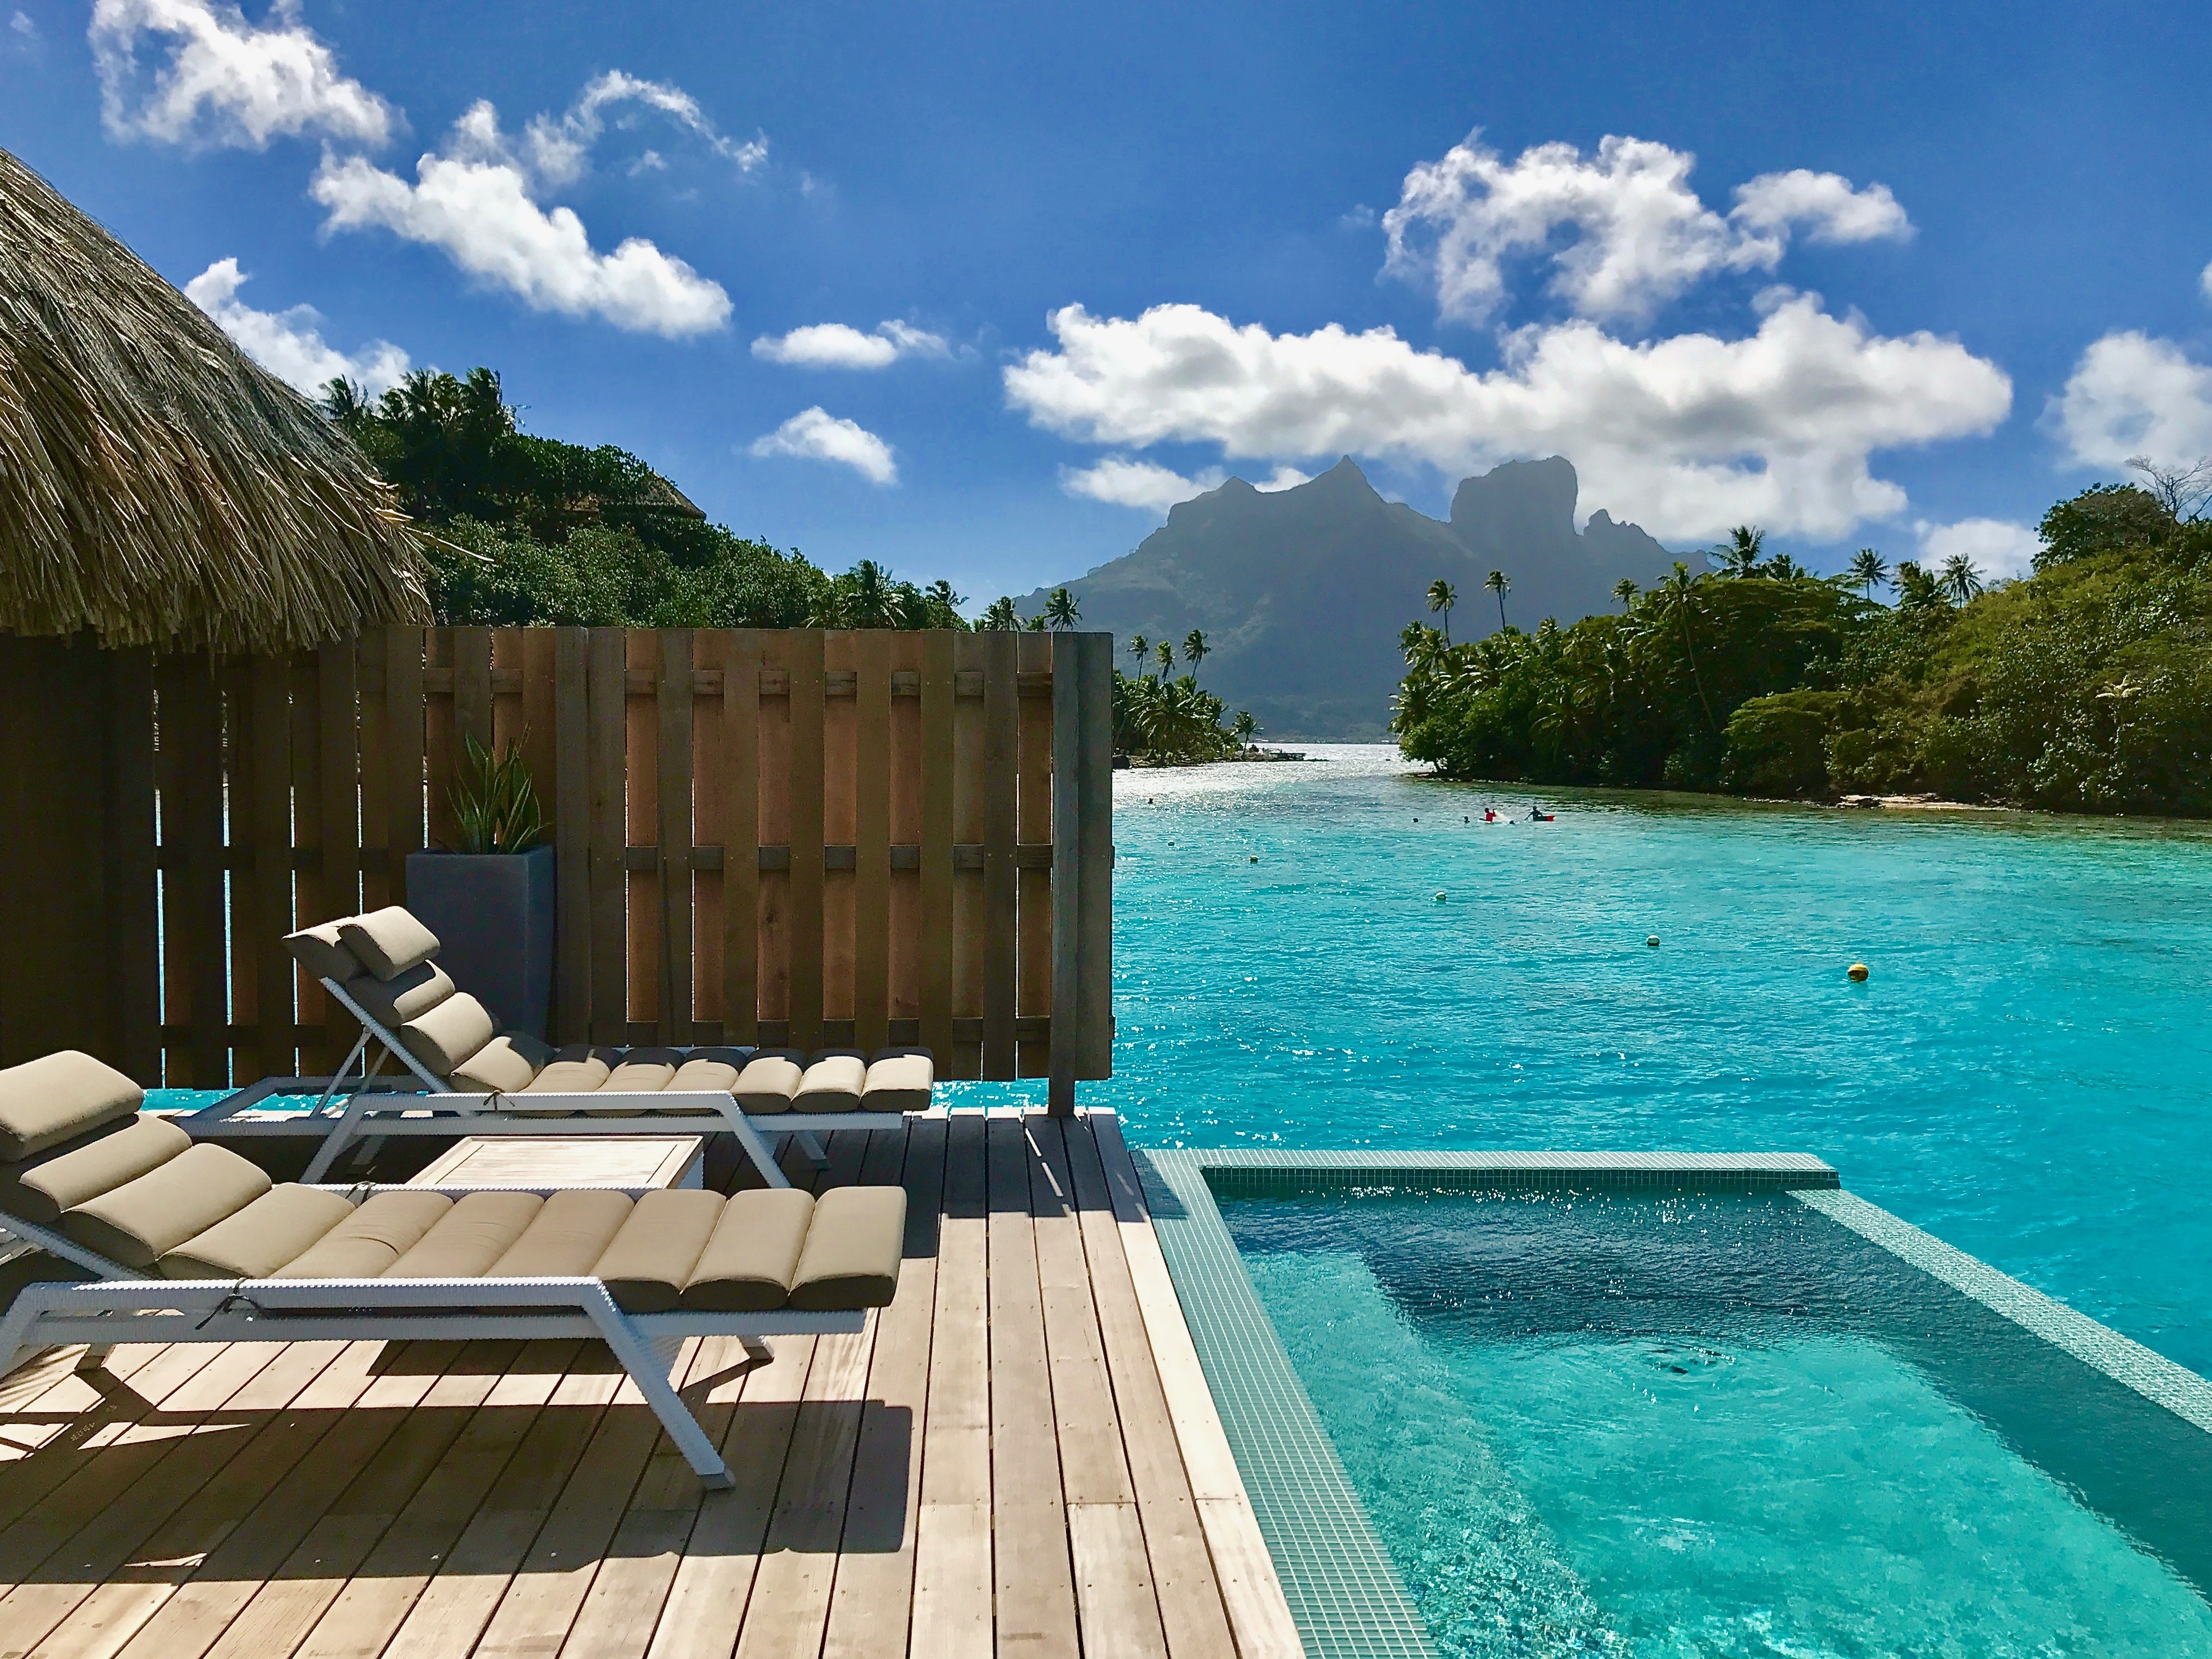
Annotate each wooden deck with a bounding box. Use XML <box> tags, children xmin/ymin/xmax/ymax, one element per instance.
<box><xmin>0</xmin><ymin>1112</ymin><xmax>1301</xmax><ymax>1659</ymax></box>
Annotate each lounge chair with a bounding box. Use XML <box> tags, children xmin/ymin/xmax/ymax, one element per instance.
<box><xmin>184</xmin><ymin>906</ymin><xmax>935</xmax><ymax>1187</ymax></box>
<box><xmin>0</xmin><ymin>1050</ymin><xmax>904</xmax><ymax>1488</ymax></box>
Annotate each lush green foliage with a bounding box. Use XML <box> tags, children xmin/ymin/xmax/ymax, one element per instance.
<box><xmin>1394</xmin><ymin>488</ymin><xmax>2212</xmax><ymax>815</ymax></box>
<box><xmin>1109</xmin><ymin>625</ymin><xmax>1255</xmax><ymax>762</ymax></box>
<box><xmin>325</xmin><ymin>367</ymin><xmax>967</xmax><ymax>629</ymax></box>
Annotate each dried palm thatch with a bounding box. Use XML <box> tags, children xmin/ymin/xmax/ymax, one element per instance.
<box><xmin>0</xmin><ymin>145</ymin><xmax>427</xmax><ymax>653</ymax></box>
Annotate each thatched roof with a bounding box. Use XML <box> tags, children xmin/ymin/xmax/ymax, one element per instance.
<box><xmin>0</xmin><ymin>145</ymin><xmax>427</xmax><ymax>653</ymax></box>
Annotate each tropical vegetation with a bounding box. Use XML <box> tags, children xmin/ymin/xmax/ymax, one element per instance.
<box><xmin>323</xmin><ymin>366</ymin><xmax>974</xmax><ymax>629</ymax></box>
<box><xmin>1393</xmin><ymin>474</ymin><xmax>2212</xmax><ymax>815</ymax></box>
<box><xmin>1111</xmin><ymin>628</ymin><xmax>1259</xmax><ymax>764</ymax></box>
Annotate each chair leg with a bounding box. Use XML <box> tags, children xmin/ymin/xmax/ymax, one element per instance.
<box><xmin>74</xmin><ymin>1344</ymin><xmax>113</xmax><ymax>1374</ymax></box>
<box><xmin>586</xmin><ymin>1300</ymin><xmax>732</xmax><ymax>1488</ymax></box>
<box><xmin>740</xmin><ymin>1335</ymin><xmax>774</xmax><ymax>1364</ymax></box>
<box><xmin>794</xmin><ymin>1132</ymin><xmax>830</xmax><ymax>1171</ymax></box>
<box><xmin>718</xmin><ymin>1109</ymin><xmax>792</xmax><ymax>1190</ymax></box>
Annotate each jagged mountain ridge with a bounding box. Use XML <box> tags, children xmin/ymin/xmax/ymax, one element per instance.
<box><xmin>1023</xmin><ymin>456</ymin><xmax>1680</xmax><ymax>739</ymax></box>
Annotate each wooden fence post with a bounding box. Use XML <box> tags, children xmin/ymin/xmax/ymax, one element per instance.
<box><xmin>1050</xmin><ymin>631</ymin><xmax>1114</xmax><ymax>1114</ymax></box>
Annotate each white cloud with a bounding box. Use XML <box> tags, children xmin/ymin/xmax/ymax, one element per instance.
<box><xmin>2049</xmin><ymin>330</ymin><xmax>2212</xmax><ymax>471</ymax></box>
<box><xmin>1060</xmin><ymin>457</ymin><xmax>1309</xmax><ymax>511</ymax></box>
<box><xmin>1916</xmin><ymin>517</ymin><xmax>2040</xmax><ymax>581</ymax></box>
<box><xmin>749</xmin><ymin>407</ymin><xmax>898</xmax><ymax>485</ymax></box>
<box><xmin>184</xmin><ymin>256</ymin><xmax>408</xmax><ymax>396</ymax></box>
<box><xmin>310</xmin><ymin>114</ymin><xmax>731</xmax><ymax>336</ymax></box>
<box><xmin>521</xmin><ymin>69</ymin><xmax>765</xmax><ymax>188</ymax></box>
<box><xmin>91</xmin><ymin>0</ymin><xmax>396</xmax><ymax>150</ymax></box>
<box><xmin>1005</xmin><ymin>295</ymin><xmax>2009</xmax><ymax>542</ymax></box>
<box><xmin>2202</xmin><ymin>259</ymin><xmax>2212</xmax><ymax>303</ymax></box>
<box><xmin>1382</xmin><ymin>132</ymin><xmax>1911</xmax><ymax>325</ymax></box>
<box><xmin>11</xmin><ymin>11</ymin><xmax>37</xmax><ymax>38</ymax></box>
<box><xmin>752</xmin><ymin>320</ymin><xmax>952</xmax><ymax>369</ymax></box>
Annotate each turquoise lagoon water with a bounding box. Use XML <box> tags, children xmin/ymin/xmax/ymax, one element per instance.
<box><xmin>1080</xmin><ymin>746</ymin><xmax>2212</xmax><ymax>1379</ymax></box>
<box><xmin>1228</xmin><ymin>1188</ymin><xmax>2212</xmax><ymax>1657</ymax></box>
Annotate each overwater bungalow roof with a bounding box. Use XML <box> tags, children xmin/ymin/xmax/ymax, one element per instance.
<box><xmin>0</xmin><ymin>145</ymin><xmax>427</xmax><ymax>654</ymax></box>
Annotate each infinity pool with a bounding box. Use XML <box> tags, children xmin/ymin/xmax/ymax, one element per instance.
<box><xmin>1228</xmin><ymin>1187</ymin><xmax>2212</xmax><ymax>1658</ymax></box>
<box><xmin>1083</xmin><ymin>747</ymin><xmax>2212</xmax><ymax>1377</ymax></box>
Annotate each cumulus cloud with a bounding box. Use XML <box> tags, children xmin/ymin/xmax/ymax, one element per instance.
<box><xmin>310</xmin><ymin>106</ymin><xmax>731</xmax><ymax>336</ymax></box>
<box><xmin>748</xmin><ymin>407</ymin><xmax>898</xmax><ymax>485</ymax></box>
<box><xmin>1060</xmin><ymin>456</ymin><xmax>1308</xmax><ymax>511</ymax></box>
<box><xmin>91</xmin><ymin>0</ymin><xmax>396</xmax><ymax>149</ymax></box>
<box><xmin>11</xmin><ymin>11</ymin><xmax>37</xmax><ymax>38</ymax></box>
<box><xmin>521</xmin><ymin>69</ymin><xmax>766</xmax><ymax>188</ymax></box>
<box><xmin>1382</xmin><ymin>132</ymin><xmax>1911</xmax><ymax>325</ymax></box>
<box><xmin>1916</xmin><ymin>517</ymin><xmax>2040</xmax><ymax>582</ymax></box>
<box><xmin>752</xmin><ymin>320</ymin><xmax>952</xmax><ymax>369</ymax></box>
<box><xmin>1005</xmin><ymin>295</ymin><xmax>2009</xmax><ymax>542</ymax></box>
<box><xmin>2049</xmin><ymin>330</ymin><xmax>2212</xmax><ymax>471</ymax></box>
<box><xmin>184</xmin><ymin>256</ymin><xmax>408</xmax><ymax>395</ymax></box>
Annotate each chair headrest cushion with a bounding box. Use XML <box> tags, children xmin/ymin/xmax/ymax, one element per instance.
<box><xmin>0</xmin><ymin>1050</ymin><xmax>145</xmax><ymax>1163</ymax></box>
<box><xmin>283</xmin><ymin>921</ymin><xmax>363</xmax><ymax>985</ymax></box>
<box><xmin>339</xmin><ymin>907</ymin><xmax>441</xmax><ymax>981</ymax></box>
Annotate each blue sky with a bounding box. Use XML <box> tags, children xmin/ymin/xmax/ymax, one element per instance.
<box><xmin>7</xmin><ymin>0</ymin><xmax>2212</xmax><ymax>604</ymax></box>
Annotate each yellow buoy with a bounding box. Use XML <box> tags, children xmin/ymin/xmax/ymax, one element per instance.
<box><xmin>1848</xmin><ymin>961</ymin><xmax>1869</xmax><ymax>982</ymax></box>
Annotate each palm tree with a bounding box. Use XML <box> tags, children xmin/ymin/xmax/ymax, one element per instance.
<box><xmin>846</xmin><ymin>558</ymin><xmax>894</xmax><ymax>627</ymax></box>
<box><xmin>1484</xmin><ymin>569</ymin><xmax>1511</xmax><ymax>629</ymax></box>
<box><xmin>1232</xmin><ymin>709</ymin><xmax>1257</xmax><ymax>747</ymax></box>
<box><xmin>1714</xmin><ymin>525</ymin><xmax>1765</xmax><ymax>578</ymax></box>
<box><xmin>1938</xmin><ymin>554</ymin><xmax>1984</xmax><ymax>605</ymax></box>
<box><xmin>1427</xmin><ymin>579</ymin><xmax>1458</xmax><ymax>643</ymax></box>
<box><xmin>1182</xmin><ymin>628</ymin><xmax>1209</xmax><ymax>681</ymax></box>
<box><xmin>1128</xmin><ymin>634</ymin><xmax>1150</xmax><ymax>675</ymax></box>
<box><xmin>1043</xmin><ymin>587</ymin><xmax>1080</xmax><ymax>630</ymax></box>
<box><xmin>1612</xmin><ymin>578</ymin><xmax>1637</xmax><ymax>610</ymax></box>
<box><xmin>979</xmin><ymin>596</ymin><xmax>1020</xmax><ymax>631</ymax></box>
<box><xmin>1847</xmin><ymin>548</ymin><xmax>1889</xmax><ymax>601</ymax></box>
<box><xmin>1660</xmin><ymin>560</ymin><xmax>1718</xmax><ymax>731</ymax></box>
<box><xmin>1154</xmin><ymin>640</ymin><xmax>1175</xmax><ymax>678</ymax></box>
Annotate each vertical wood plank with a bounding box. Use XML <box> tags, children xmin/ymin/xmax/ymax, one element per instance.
<box><xmin>355</xmin><ymin>635</ymin><xmax>389</xmax><ymax>913</ymax></box>
<box><xmin>316</xmin><ymin>642</ymin><xmax>359</xmax><ymax>934</ymax></box>
<box><xmin>106</xmin><ymin>650</ymin><xmax>161</xmax><ymax>1085</ymax></box>
<box><xmin>1055</xmin><ymin>633</ymin><xmax>1115</xmax><ymax>1104</ymax></box>
<box><xmin>249</xmin><ymin>656</ymin><xmax>295</xmax><ymax>1080</ymax></box>
<box><xmin>287</xmin><ymin>654</ymin><xmax>325</xmax><ymax>1071</ymax></box>
<box><xmin>691</xmin><ymin>635</ymin><xmax>729</xmax><ymax>1037</ymax></box>
<box><xmin>787</xmin><ymin>629</ymin><xmax>826</xmax><ymax>1052</ymax></box>
<box><xmin>586</xmin><ymin>629</ymin><xmax>628</xmax><ymax>1045</ymax></box>
<box><xmin>452</xmin><ymin>626</ymin><xmax>493</xmax><ymax>758</ymax></box>
<box><xmin>626</xmin><ymin>632</ymin><xmax>660</xmax><ymax>1041</ymax></box>
<box><xmin>853</xmin><ymin>631</ymin><xmax>892</xmax><ymax>1054</ymax></box>
<box><xmin>383</xmin><ymin>627</ymin><xmax>425</xmax><ymax>908</ymax></box>
<box><xmin>981</xmin><ymin>631</ymin><xmax>1020</xmax><ymax>1079</ymax></box>
<box><xmin>657</xmin><ymin>628</ymin><xmax>695</xmax><ymax>1043</ymax></box>
<box><xmin>918</xmin><ymin>632</ymin><xmax>957</xmax><ymax>1068</ymax></box>
<box><xmin>722</xmin><ymin>631</ymin><xmax>761</xmax><ymax>1045</ymax></box>
<box><xmin>423</xmin><ymin>629</ymin><xmax>457</xmax><ymax>855</ymax></box>
<box><xmin>553</xmin><ymin>629</ymin><xmax>592</xmax><ymax>1045</ymax></box>
<box><xmin>1017</xmin><ymin>632</ymin><xmax>1055</xmax><ymax>1079</ymax></box>
<box><xmin>223</xmin><ymin>658</ymin><xmax>255</xmax><ymax>1087</ymax></box>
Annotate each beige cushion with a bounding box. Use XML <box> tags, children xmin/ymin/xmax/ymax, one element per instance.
<box><xmin>284</xmin><ymin>921</ymin><xmax>364</xmax><ymax>985</ymax></box>
<box><xmin>491</xmin><ymin>1190</ymin><xmax>636</xmax><ymax>1277</ymax></box>
<box><xmin>520</xmin><ymin>1058</ymin><xmax>611</xmax><ymax>1094</ymax></box>
<box><xmin>339</xmin><ymin>907</ymin><xmax>441</xmax><ymax>981</ymax></box>
<box><xmin>0</xmin><ymin>1050</ymin><xmax>145</xmax><ymax>1162</ymax></box>
<box><xmin>669</xmin><ymin>1059</ymin><xmax>739</xmax><ymax>1093</ymax></box>
<box><xmin>341</xmin><ymin>962</ymin><xmax>455</xmax><ymax>1030</ymax></box>
<box><xmin>863</xmin><ymin>1054</ymin><xmax>934</xmax><ymax>1114</ymax></box>
<box><xmin>788</xmin><ymin>1186</ymin><xmax>906</xmax><ymax>1311</ymax></box>
<box><xmin>793</xmin><ymin>1055</ymin><xmax>867</xmax><ymax>1114</ymax></box>
<box><xmin>277</xmin><ymin>1191</ymin><xmax>452</xmax><ymax>1279</ymax></box>
<box><xmin>734</xmin><ymin>1055</ymin><xmax>803</xmax><ymax>1115</ymax></box>
<box><xmin>601</xmin><ymin>1061</ymin><xmax>677</xmax><ymax>1093</ymax></box>
<box><xmin>397</xmin><ymin>993</ymin><xmax>498</xmax><ymax>1077</ymax></box>
<box><xmin>452</xmin><ymin>1036</ymin><xmax>541</xmax><ymax>1095</ymax></box>
<box><xmin>160</xmin><ymin>1184</ymin><xmax>355</xmax><ymax>1279</ymax></box>
<box><xmin>1</xmin><ymin>1116</ymin><xmax>190</xmax><ymax>1226</ymax></box>
<box><xmin>680</xmin><ymin>1190</ymin><xmax>814</xmax><ymax>1311</ymax></box>
<box><xmin>591</xmin><ymin>1189</ymin><xmax>723</xmax><ymax>1312</ymax></box>
<box><xmin>60</xmin><ymin>1143</ymin><xmax>273</xmax><ymax>1271</ymax></box>
<box><xmin>385</xmin><ymin>1191</ymin><xmax>543</xmax><ymax>1278</ymax></box>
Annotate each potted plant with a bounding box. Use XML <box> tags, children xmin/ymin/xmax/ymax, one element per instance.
<box><xmin>405</xmin><ymin>734</ymin><xmax>556</xmax><ymax>1040</ymax></box>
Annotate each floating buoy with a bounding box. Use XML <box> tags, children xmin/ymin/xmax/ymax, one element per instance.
<box><xmin>1646</xmin><ymin>936</ymin><xmax>1660</xmax><ymax>948</ymax></box>
<box><xmin>1434</xmin><ymin>891</ymin><xmax>1447</xmax><ymax>903</ymax></box>
<box><xmin>1848</xmin><ymin>961</ymin><xmax>1869</xmax><ymax>982</ymax></box>
<box><xmin>1250</xmin><ymin>855</ymin><xmax>1258</xmax><ymax>863</ymax></box>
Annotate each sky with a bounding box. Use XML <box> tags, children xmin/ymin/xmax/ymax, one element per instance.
<box><xmin>6</xmin><ymin>1</ymin><xmax>2212</xmax><ymax>606</ymax></box>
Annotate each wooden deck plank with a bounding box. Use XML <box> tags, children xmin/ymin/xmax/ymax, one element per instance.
<box><xmin>0</xmin><ymin>1342</ymin><xmax>181</xmax><ymax>1475</ymax></box>
<box><xmin>909</xmin><ymin>1114</ymin><xmax>992</xmax><ymax>1659</ymax></box>
<box><xmin>66</xmin><ymin>1341</ymin><xmax>436</xmax><ymax>1659</ymax></box>
<box><xmin>290</xmin><ymin>1342</ymin><xmax>584</xmax><ymax>1659</ymax></box>
<box><xmin>988</xmin><ymin>1114</ymin><xmax>1080</xmax><ymax>1658</ymax></box>
<box><xmin>1086</xmin><ymin>1114</ymin><xmax>1304</xmax><ymax>1659</ymax></box>
<box><xmin>184</xmin><ymin>1344</ymin><xmax>512</xmax><ymax>1659</ymax></box>
<box><xmin>818</xmin><ymin>1120</ymin><xmax>941</xmax><ymax>1659</ymax></box>
<box><xmin>1058</xmin><ymin>1120</ymin><xmax>1237</xmax><ymax>1659</ymax></box>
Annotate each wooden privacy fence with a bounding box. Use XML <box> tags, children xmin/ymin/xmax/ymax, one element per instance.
<box><xmin>0</xmin><ymin>628</ymin><xmax>1114</xmax><ymax>1108</ymax></box>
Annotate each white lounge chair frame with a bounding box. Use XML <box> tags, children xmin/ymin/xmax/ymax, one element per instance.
<box><xmin>0</xmin><ymin>1188</ymin><xmax>864</xmax><ymax>1488</ymax></box>
<box><xmin>188</xmin><ymin>975</ymin><xmax>931</xmax><ymax>1187</ymax></box>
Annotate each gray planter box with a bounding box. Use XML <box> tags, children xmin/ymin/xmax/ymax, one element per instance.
<box><xmin>403</xmin><ymin>844</ymin><xmax>556</xmax><ymax>1040</ymax></box>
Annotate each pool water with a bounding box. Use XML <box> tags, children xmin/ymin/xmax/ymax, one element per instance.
<box><xmin>1078</xmin><ymin>747</ymin><xmax>2212</xmax><ymax>1378</ymax></box>
<box><xmin>1228</xmin><ymin>1188</ymin><xmax>2212</xmax><ymax>1658</ymax></box>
